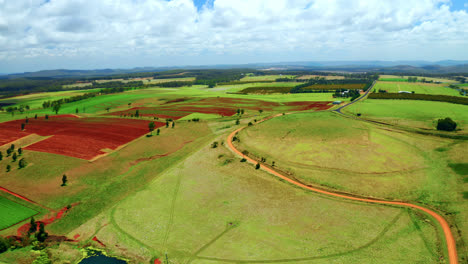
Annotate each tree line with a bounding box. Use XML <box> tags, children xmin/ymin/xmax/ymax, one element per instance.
<box><xmin>368</xmin><ymin>93</ymin><xmax>468</xmax><ymax>105</ymax></box>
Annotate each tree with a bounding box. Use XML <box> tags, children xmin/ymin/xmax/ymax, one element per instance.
<box><xmin>34</xmin><ymin>114</ymin><xmax>37</xmax><ymax>119</ymax></box>
<box><xmin>156</xmin><ymin>129</ymin><xmax>160</xmax><ymax>135</ymax></box>
<box><xmin>35</xmin><ymin>223</ymin><xmax>48</xmax><ymax>242</ymax></box>
<box><xmin>172</xmin><ymin>122</ymin><xmax>175</xmax><ymax>128</ymax></box>
<box><xmin>258</xmin><ymin>109</ymin><xmax>263</xmax><ymax>113</ymax></box>
<box><xmin>255</xmin><ymin>163</ymin><xmax>260</xmax><ymax>170</ymax></box>
<box><xmin>61</xmin><ymin>174</ymin><xmax>67</xmax><ymax>186</ymax></box>
<box><xmin>240</xmin><ymin>109</ymin><xmax>244</xmax><ymax>115</ymax></box>
<box><xmin>235</xmin><ymin>119</ymin><xmax>240</xmax><ymax>125</ymax></box>
<box><xmin>437</xmin><ymin>117</ymin><xmax>457</xmax><ymax>131</ymax></box>
<box><xmin>6</xmin><ymin>164</ymin><xmax>11</xmax><ymax>172</ymax></box>
<box><xmin>106</xmin><ymin>107</ymin><xmax>110</xmax><ymax>112</ymax></box>
<box><xmin>29</xmin><ymin>217</ymin><xmax>37</xmax><ymax>233</ymax></box>
<box><xmin>75</xmin><ymin>108</ymin><xmax>79</xmax><ymax>114</ymax></box>
<box><xmin>45</xmin><ymin>115</ymin><xmax>49</xmax><ymax>120</ymax></box>
<box><xmin>135</xmin><ymin>110</ymin><xmax>139</xmax><ymax>118</ymax></box>
<box><xmin>6</xmin><ymin>148</ymin><xmax>11</xmax><ymax>156</ymax></box>
<box><xmin>18</xmin><ymin>158</ymin><xmax>27</xmax><ymax>169</ymax></box>
<box><xmin>25</xmin><ymin>118</ymin><xmax>29</xmax><ymax>123</ymax></box>
<box><xmin>211</xmin><ymin>141</ymin><xmax>218</xmax><ymax>148</ymax></box>
<box><xmin>18</xmin><ymin>148</ymin><xmax>22</xmax><ymax>155</ymax></box>
<box><xmin>0</xmin><ymin>236</ymin><xmax>9</xmax><ymax>254</ymax></box>
<box><xmin>12</xmin><ymin>152</ymin><xmax>17</xmax><ymax>162</ymax></box>
<box><xmin>166</xmin><ymin>121</ymin><xmax>169</xmax><ymax>128</ymax></box>
<box><xmin>148</xmin><ymin>122</ymin><xmax>155</xmax><ymax>135</ymax></box>
<box><xmin>10</xmin><ymin>144</ymin><xmax>14</xmax><ymax>151</ymax></box>
<box><xmin>52</xmin><ymin>103</ymin><xmax>61</xmax><ymax>114</ymax></box>
<box><xmin>0</xmin><ymin>151</ymin><xmax>3</xmax><ymax>161</ymax></box>
<box><xmin>21</xmin><ymin>123</ymin><xmax>25</xmax><ymax>130</ymax></box>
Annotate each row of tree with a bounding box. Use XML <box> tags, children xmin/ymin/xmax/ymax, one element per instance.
<box><xmin>367</xmin><ymin>93</ymin><xmax>468</xmax><ymax>105</ymax></box>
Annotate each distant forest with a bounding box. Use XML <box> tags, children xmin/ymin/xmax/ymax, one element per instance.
<box><xmin>0</xmin><ymin>69</ymin><xmax>466</xmax><ymax>98</ymax></box>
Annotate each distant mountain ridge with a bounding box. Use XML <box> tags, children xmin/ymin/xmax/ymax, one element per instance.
<box><xmin>2</xmin><ymin>61</ymin><xmax>468</xmax><ymax>79</ymax></box>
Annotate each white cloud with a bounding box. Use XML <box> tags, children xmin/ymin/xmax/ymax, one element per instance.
<box><xmin>0</xmin><ymin>0</ymin><xmax>467</xmax><ymax>72</ymax></box>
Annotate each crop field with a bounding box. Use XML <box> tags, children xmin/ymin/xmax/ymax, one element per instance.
<box><xmin>0</xmin><ymin>115</ymin><xmax>159</xmax><ymax>160</ymax></box>
<box><xmin>344</xmin><ymin>99</ymin><xmax>468</xmax><ymax>131</ymax></box>
<box><xmin>239</xmin><ymin>75</ymin><xmax>295</xmax><ymax>82</ymax></box>
<box><xmin>379</xmin><ymin>75</ymin><xmax>457</xmax><ymax>83</ymax></box>
<box><xmin>374</xmin><ymin>81</ymin><xmax>461</xmax><ymax>96</ymax></box>
<box><xmin>238</xmin><ymin>86</ymin><xmax>294</xmax><ymax>94</ymax></box>
<box><xmin>0</xmin><ymin>88</ymin><xmax>101</xmax><ymax>109</ymax></box>
<box><xmin>107</xmin><ymin>97</ymin><xmax>333</xmax><ymax>120</ymax></box>
<box><xmin>0</xmin><ymin>196</ymin><xmax>37</xmax><ymax>230</ymax></box>
<box><xmin>146</xmin><ymin>77</ymin><xmax>195</xmax><ymax>84</ymax></box>
<box><xmin>296</xmin><ymin>75</ymin><xmax>345</xmax><ymax>80</ymax></box>
<box><xmin>298</xmin><ymin>83</ymin><xmax>366</xmax><ymax>90</ymax></box>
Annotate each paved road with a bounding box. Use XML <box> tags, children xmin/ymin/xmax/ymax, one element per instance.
<box><xmin>333</xmin><ymin>80</ymin><xmax>376</xmax><ymax>114</ymax></box>
<box><xmin>226</xmin><ymin>108</ymin><xmax>459</xmax><ymax>264</ymax></box>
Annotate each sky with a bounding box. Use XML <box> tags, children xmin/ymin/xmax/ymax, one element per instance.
<box><xmin>1</xmin><ymin>0</ymin><xmax>468</xmax><ymax>73</ymax></box>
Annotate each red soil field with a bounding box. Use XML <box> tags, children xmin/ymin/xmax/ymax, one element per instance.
<box><xmin>108</xmin><ymin>98</ymin><xmax>332</xmax><ymax>120</ymax></box>
<box><xmin>108</xmin><ymin>107</ymin><xmax>190</xmax><ymax>120</ymax></box>
<box><xmin>284</xmin><ymin>101</ymin><xmax>333</xmax><ymax>111</ymax></box>
<box><xmin>0</xmin><ymin>116</ymin><xmax>164</xmax><ymax>160</ymax></box>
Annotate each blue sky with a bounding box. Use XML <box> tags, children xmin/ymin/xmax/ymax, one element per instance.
<box><xmin>1</xmin><ymin>0</ymin><xmax>468</xmax><ymax>73</ymax></box>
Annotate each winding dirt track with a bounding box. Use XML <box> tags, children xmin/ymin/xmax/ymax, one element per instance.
<box><xmin>226</xmin><ymin>113</ymin><xmax>458</xmax><ymax>264</ymax></box>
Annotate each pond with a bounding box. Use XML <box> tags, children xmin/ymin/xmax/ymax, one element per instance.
<box><xmin>79</xmin><ymin>249</ymin><xmax>127</xmax><ymax>264</ymax></box>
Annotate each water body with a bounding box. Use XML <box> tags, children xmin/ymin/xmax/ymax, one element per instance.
<box><xmin>79</xmin><ymin>250</ymin><xmax>127</xmax><ymax>264</ymax></box>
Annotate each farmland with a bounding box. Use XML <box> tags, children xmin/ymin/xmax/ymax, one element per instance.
<box><xmin>0</xmin><ymin>115</ymin><xmax>158</xmax><ymax>160</ymax></box>
<box><xmin>0</xmin><ymin>196</ymin><xmax>37</xmax><ymax>230</ymax></box>
<box><xmin>0</xmin><ymin>71</ymin><xmax>466</xmax><ymax>264</ymax></box>
<box><xmin>374</xmin><ymin>81</ymin><xmax>461</xmax><ymax>96</ymax></box>
<box><xmin>298</xmin><ymin>83</ymin><xmax>366</xmax><ymax>90</ymax></box>
<box><xmin>379</xmin><ymin>75</ymin><xmax>457</xmax><ymax>83</ymax></box>
<box><xmin>344</xmin><ymin>99</ymin><xmax>468</xmax><ymax>131</ymax></box>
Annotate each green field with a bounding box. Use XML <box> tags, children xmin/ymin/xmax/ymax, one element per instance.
<box><xmin>77</xmin><ymin>138</ymin><xmax>442</xmax><ymax>263</ymax></box>
<box><xmin>374</xmin><ymin>81</ymin><xmax>460</xmax><ymax>96</ymax></box>
<box><xmin>345</xmin><ymin>99</ymin><xmax>468</xmax><ymax>131</ymax></box>
<box><xmin>379</xmin><ymin>75</ymin><xmax>457</xmax><ymax>83</ymax></box>
<box><xmin>0</xmin><ymin>196</ymin><xmax>37</xmax><ymax>230</ymax></box>
<box><xmin>240</xmin><ymin>75</ymin><xmax>295</xmax><ymax>82</ymax></box>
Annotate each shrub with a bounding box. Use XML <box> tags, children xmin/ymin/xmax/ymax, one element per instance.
<box><xmin>18</xmin><ymin>158</ymin><xmax>27</xmax><ymax>169</ymax></box>
<box><xmin>437</xmin><ymin>118</ymin><xmax>457</xmax><ymax>131</ymax></box>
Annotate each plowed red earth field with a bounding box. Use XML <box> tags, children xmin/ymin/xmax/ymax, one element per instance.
<box><xmin>0</xmin><ymin>115</ymin><xmax>164</xmax><ymax>160</ymax></box>
<box><xmin>108</xmin><ymin>98</ymin><xmax>332</xmax><ymax>119</ymax></box>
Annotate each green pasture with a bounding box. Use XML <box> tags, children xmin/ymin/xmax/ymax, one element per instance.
<box><xmin>345</xmin><ymin>99</ymin><xmax>468</xmax><ymax>131</ymax></box>
<box><xmin>0</xmin><ymin>196</ymin><xmax>37</xmax><ymax>230</ymax></box>
<box><xmin>0</xmin><ymin>88</ymin><xmax>101</xmax><ymax>109</ymax></box>
<box><xmin>106</xmin><ymin>139</ymin><xmax>441</xmax><ymax>263</ymax></box>
<box><xmin>374</xmin><ymin>81</ymin><xmax>460</xmax><ymax>96</ymax></box>
<box><xmin>379</xmin><ymin>75</ymin><xmax>456</xmax><ymax>83</ymax></box>
<box><xmin>240</xmin><ymin>75</ymin><xmax>295</xmax><ymax>82</ymax></box>
<box><xmin>146</xmin><ymin>77</ymin><xmax>196</xmax><ymax>84</ymax></box>
<box><xmin>178</xmin><ymin>113</ymin><xmax>221</xmax><ymax>121</ymax></box>
<box><xmin>237</xmin><ymin>112</ymin><xmax>463</xmax><ymax>204</ymax></box>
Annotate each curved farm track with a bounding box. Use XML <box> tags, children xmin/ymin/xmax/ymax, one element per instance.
<box><xmin>226</xmin><ymin>87</ymin><xmax>459</xmax><ymax>264</ymax></box>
